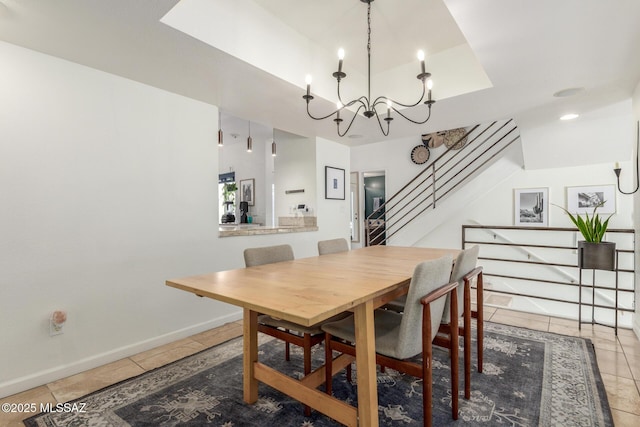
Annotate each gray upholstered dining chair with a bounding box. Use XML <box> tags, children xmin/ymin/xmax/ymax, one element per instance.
<box><xmin>243</xmin><ymin>244</ymin><xmax>325</xmax><ymax>378</ymax></box>
<box><xmin>384</xmin><ymin>246</ymin><xmax>483</xmax><ymax>400</ymax></box>
<box><xmin>321</xmin><ymin>255</ymin><xmax>460</xmax><ymax>426</ymax></box>
<box><xmin>317</xmin><ymin>237</ymin><xmax>349</xmax><ymax>255</ymax></box>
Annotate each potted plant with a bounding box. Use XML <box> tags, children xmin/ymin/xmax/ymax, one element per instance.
<box><xmin>221</xmin><ymin>182</ymin><xmax>237</xmax><ymax>223</ymax></box>
<box><xmin>555</xmin><ymin>202</ymin><xmax>615</xmax><ymax>270</ymax></box>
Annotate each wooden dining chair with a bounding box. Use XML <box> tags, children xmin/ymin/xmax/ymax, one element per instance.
<box><xmin>433</xmin><ymin>245</ymin><xmax>482</xmax><ymax>400</ymax></box>
<box><xmin>317</xmin><ymin>238</ymin><xmax>349</xmax><ymax>255</ymax></box>
<box><xmin>384</xmin><ymin>246</ymin><xmax>484</xmax><ymax>400</ymax></box>
<box><xmin>321</xmin><ymin>256</ymin><xmax>460</xmax><ymax>426</ymax></box>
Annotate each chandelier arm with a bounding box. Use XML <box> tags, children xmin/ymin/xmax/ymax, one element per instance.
<box><xmin>372</xmin><ymin>84</ymin><xmax>427</xmax><ymax>110</ymax></box>
<box><xmin>337</xmin><ymin>105</ymin><xmax>366</xmax><ymax>137</ymax></box>
<box><xmin>337</xmin><ymin>81</ymin><xmax>372</xmax><ymax>110</ymax></box>
<box><xmin>306</xmin><ymin>102</ymin><xmax>342</xmax><ymax>121</ymax></box>
<box><xmin>336</xmin><ymin>80</ymin><xmax>347</xmax><ymax>106</ymax></box>
<box><xmin>343</xmin><ymin>97</ymin><xmax>370</xmax><ymax>110</ymax></box>
<box><xmin>390</xmin><ymin>104</ymin><xmax>434</xmax><ymax>125</ymax></box>
<box><xmin>372</xmin><ymin>110</ymin><xmax>391</xmax><ymax>137</ymax></box>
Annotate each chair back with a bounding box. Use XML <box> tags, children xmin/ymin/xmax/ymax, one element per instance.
<box><xmin>442</xmin><ymin>245</ymin><xmax>479</xmax><ymax>322</ymax></box>
<box><xmin>318</xmin><ymin>238</ymin><xmax>349</xmax><ymax>255</ymax></box>
<box><xmin>243</xmin><ymin>244</ymin><xmax>294</xmax><ymax>267</ymax></box>
<box><xmin>396</xmin><ymin>255</ymin><xmax>453</xmax><ymax>360</ymax></box>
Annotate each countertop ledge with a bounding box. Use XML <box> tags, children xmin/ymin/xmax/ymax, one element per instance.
<box><xmin>219</xmin><ymin>226</ymin><xmax>319</xmax><ymax>237</ymax></box>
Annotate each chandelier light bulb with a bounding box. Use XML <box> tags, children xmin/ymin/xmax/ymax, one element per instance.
<box><xmin>337</xmin><ymin>48</ymin><xmax>345</xmax><ymax>74</ymax></box>
<box><xmin>304</xmin><ymin>74</ymin><xmax>313</xmax><ymax>99</ymax></box>
<box><xmin>427</xmin><ymin>79</ymin><xmax>433</xmax><ymax>90</ymax></box>
<box><xmin>417</xmin><ymin>50</ymin><xmax>426</xmax><ymax>74</ymax></box>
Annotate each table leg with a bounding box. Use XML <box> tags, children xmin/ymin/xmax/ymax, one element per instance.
<box><xmin>354</xmin><ymin>300</ymin><xmax>379</xmax><ymax>427</ymax></box>
<box><xmin>243</xmin><ymin>308</ymin><xmax>258</xmax><ymax>404</ymax></box>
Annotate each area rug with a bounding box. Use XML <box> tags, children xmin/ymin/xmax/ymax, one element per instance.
<box><xmin>24</xmin><ymin>322</ymin><xmax>613</xmax><ymax>426</ymax></box>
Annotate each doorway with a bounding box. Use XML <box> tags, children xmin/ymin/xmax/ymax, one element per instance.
<box><xmin>363</xmin><ymin>171</ymin><xmax>386</xmax><ymax>245</ymax></box>
<box><xmin>350</xmin><ymin>172</ymin><xmax>360</xmax><ymax>243</ymax></box>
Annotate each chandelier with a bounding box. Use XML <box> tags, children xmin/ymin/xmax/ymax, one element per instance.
<box><xmin>303</xmin><ymin>0</ymin><xmax>436</xmax><ymax>137</ymax></box>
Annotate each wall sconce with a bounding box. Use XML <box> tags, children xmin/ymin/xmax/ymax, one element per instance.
<box><xmin>614</xmin><ymin>121</ymin><xmax>639</xmax><ymax>195</ymax></box>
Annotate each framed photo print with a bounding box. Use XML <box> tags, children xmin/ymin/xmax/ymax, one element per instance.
<box><xmin>325</xmin><ymin>166</ymin><xmax>345</xmax><ymax>200</ymax></box>
<box><xmin>514</xmin><ymin>188</ymin><xmax>548</xmax><ymax>226</ymax></box>
<box><xmin>240</xmin><ymin>178</ymin><xmax>255</xmax><ymax>206</ymax></box>
<box><xmin>566</xmin><ymin>185</ymin><xmax>615</xmax><ymax>214</ymax></box>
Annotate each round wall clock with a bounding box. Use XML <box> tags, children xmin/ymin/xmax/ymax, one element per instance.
<box><xmin>411</xmin><ymin>144</ymin><xmax>430</xmax><ymax>164</ymax></box>
<box><xmin>444</xmin><ymin>128</ymin><xmax>468</xmax><ymax>150</ymax></box>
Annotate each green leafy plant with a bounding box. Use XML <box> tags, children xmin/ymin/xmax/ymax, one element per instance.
<box><xmin>222</xmin><ymin>182</ymin><xmax>237</xmax><ymax>204</ymax></box>
<box><xmin>553</xmin><ymin>202</ymin><xmax>613</xmax><ymax>243</ymax></box>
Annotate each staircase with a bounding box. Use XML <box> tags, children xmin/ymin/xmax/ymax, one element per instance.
<box><xmin>365</xmin><ymin>119</ymin><xmax>522</xmax><ymax>246</ymax></box>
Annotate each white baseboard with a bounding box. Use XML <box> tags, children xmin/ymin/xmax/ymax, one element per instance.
<box><xmin>0</xmin><ymin>311</ymin><xmax>242</xmax><ymax>399</ymax></box>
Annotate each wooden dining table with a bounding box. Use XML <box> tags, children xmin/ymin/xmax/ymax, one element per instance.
<box><xmin>166</xmin><ymin>245</ymin><xmax>460</xmax><ymax>426</ymax></box>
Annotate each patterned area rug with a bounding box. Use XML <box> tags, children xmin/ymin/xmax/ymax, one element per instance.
<box><xmin>24</xmin><ymin>322</ymin><xmax>613</xmax><ymax>426</ymax></box>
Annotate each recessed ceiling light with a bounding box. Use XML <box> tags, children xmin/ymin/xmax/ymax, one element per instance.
<box><xmin>553</xmin><ymin>87</ymin><xmax>585</xmax><ymax>98</ymax></box>
<box><xmin>560</xmin><ymin>113</ymin><xmax>579</xmax><ymax>121</ymax></box>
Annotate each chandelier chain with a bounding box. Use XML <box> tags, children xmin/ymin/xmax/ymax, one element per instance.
<box><xmin>367</xmin><ymin>1</ymin><xmax>372</xmax><ymax>106</ymax></box>
<box><xmin>367</xmin><ymin>2</ymin><xmax>371</xmax><ymax>57</ymax></box>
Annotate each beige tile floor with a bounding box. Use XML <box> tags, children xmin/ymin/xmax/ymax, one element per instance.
<box><xmin>2</xmin><ymin>309</ymin><xmax>639</xmax><ymax>426</ymax></box>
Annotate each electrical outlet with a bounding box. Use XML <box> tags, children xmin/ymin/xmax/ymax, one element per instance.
<box><xmin>49</xmin><ymin>318</ymin><xmax>64</xmax><ymax>336</ymax></box>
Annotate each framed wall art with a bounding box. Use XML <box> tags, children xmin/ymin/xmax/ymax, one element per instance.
<box><xmin>514</xmin><ymin>187</ymin><xmax>548</xmax><ymax>226</ymax></box>
<box><xmin>325</xmin><ymin>166</ymin><xmax>345</xmax><ymax>200</ymax></box>
<box><xmin>240</xmin><ymin>178</ymin><xmax>255</xmax><ymax>206</ymax></box>
<box><xmin>566</xmin><ymin>185</ymin><xmax>615</xmax><ymax>214</ymax></box>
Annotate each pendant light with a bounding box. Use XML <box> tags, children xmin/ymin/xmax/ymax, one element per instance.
<box><xmin>217</xmin><ymin>111</ymin><xmax>223</xmax><ymax>147</ymax></box>
<box><xmin>246</xmin><ymin>121</ymin><xmax>253</xmax><ymax>153</ymax></box>
<box><xmin>271</xmin><ymin>129</ymin><xmax>277</xmax><ymax>157</ymax></box>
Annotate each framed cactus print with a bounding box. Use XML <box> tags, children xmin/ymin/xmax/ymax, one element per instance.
<box><xmin>514</xmin><ymin>188</ymin><xmax>548</xmax><ymax>226</ymax></box>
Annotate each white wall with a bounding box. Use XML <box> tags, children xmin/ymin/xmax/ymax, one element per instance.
<box><xmin>316</xmin><ymin>137</ymin><xmax>351</xmax><ymax>240</ymax></box>
<box><xmin>274</xmin><ymin>134</ymin><xmax>317</xmax><ymax>218</ymax></box>
<box><xmin>0</xmin><ymin>41</ymin><xmax>349</xmax><ymax>397</ymax></box>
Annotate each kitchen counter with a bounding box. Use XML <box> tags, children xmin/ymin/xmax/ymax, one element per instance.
<box><xmin>218</xmin><ymin>223</ymin><xmax>318</xmax><ymax>237</ymax></box>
